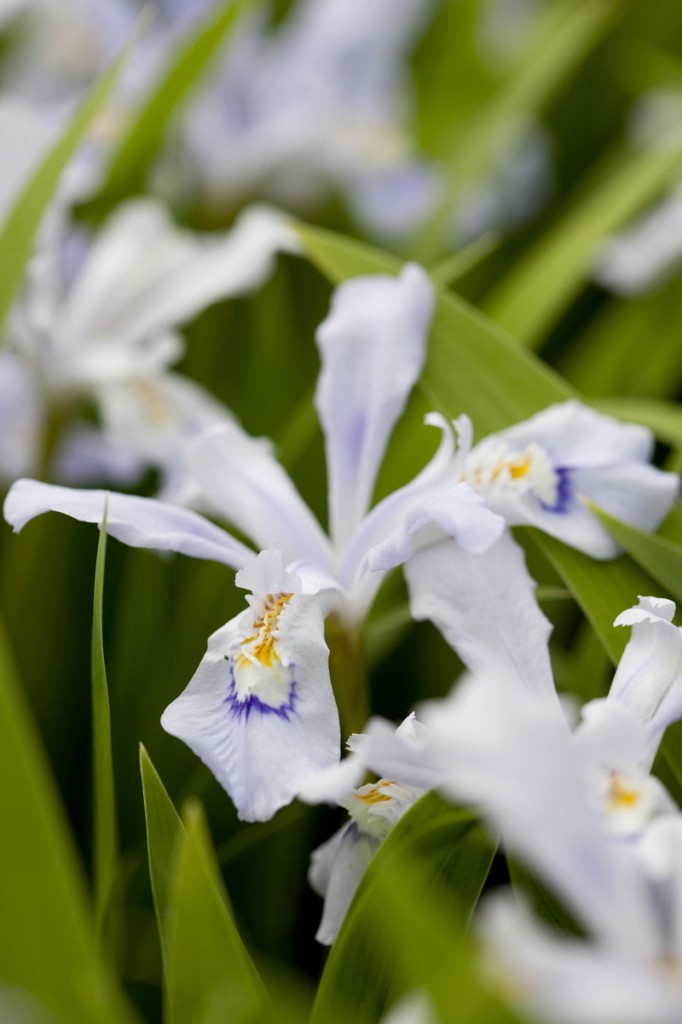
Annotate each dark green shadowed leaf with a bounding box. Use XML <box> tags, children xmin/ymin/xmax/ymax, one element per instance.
<box><xmin>0</xmin><ymin>30</ymin><xmax>135</xmax><ymax>342</ymax></box>
<box><xmin>311</xmin><ymin>792</ymin><xmax>497</xmax><ymax>1024</ymax></box>
<box><xmin>0</xmin><ymin>613</ymin><xmax>137</xmax><ymax>1023</ymax></box>
<box><xmin>89</xmin><ymin>0</ymin><xmax>254</xmax><ymax>213</ymax></box>
<box><xmin>92</xmin><ymin>505</ymin><xmax>118</xmax><ymax>936</ymax></box>
<box><xmin>508</xmin><ymin>859</ymin><xmax>585</xmax><ymax>938</ymax></box>
<box><xmin>165</xmin><ymin>800</ymin><xmax>270</xmax><ymax>1024</ymax></box>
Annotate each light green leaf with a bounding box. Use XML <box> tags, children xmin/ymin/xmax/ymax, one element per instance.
<box><xmin>296</xmin><ymin>221</ymin><xmax>664</xmax><ymax>666</ymax></box>
<box><xmin>484</xmin><ymin>142</ymin><xmax>682</xmax><ymax>348</ymax></box>
<box><xmin>311</xmin><ymin>793</ymin><xmax>498</xmax><ymax>1024</ymax></box>
<box><xmin>429</xmin><ymin>231</ymin><xmax>499</xmax><ymax>287</ymax></box>
<box><xmin>561</xmin><ymin>276</ymin><xmax>682</xmax><ymax>399</ymax></box>
<box><xmin>0</xmin><ymin>35</ymin><xmax>133</xmax><ymax>343</ymax></box>
<box><xmin>90</xmin><ymin>0</ymin><xmax>253</xmax><ymax>213</ymax></box>
<box><xmin>591</xmin><ymin>506</ymin><xmax>682</xmax><ymax>605</ymax></box>
<box><xmin>0</xmin><ymin>613</ymin><xmax>137</xmax><ymax>1023</ymax></box>
<box><xmin>165</xmin><ymin>800</ymin><xmax>270</xmax><ymax>1024</ymax></box>
<box><xmin>140</xmin><ymin>744</ymin><xmax>186</xmax><ymax>977</ymax></box>
<box><xmin>91</xmin><ymin>507</ymin><xmax>117</xmax><ymax>936</ymax></box>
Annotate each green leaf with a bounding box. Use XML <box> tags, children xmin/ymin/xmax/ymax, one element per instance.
<box><xmin>591</xmin><ymin>506</ymin><xmax>682</xmax><ymax>605</ymax></box>
<box><xmin>91</xmin><ymin>506</ymin><xmax>117</xmax><ymax>936</ymax></box>
<box><xmin>140</xmin><ymin>744</ymin><xmax>186</xmax><ymax>969</ymax></box>
<box><xmin>484</xmin><ymin>141</ymin><xmax>682</xmax><ymax>348</ymax></box>
<box><xmin>89</xmin><ymin>0</ymin><xmax>253</xmax><ymax>213</ymax></box>
<box><xmin>429</xmin><ymin>231</ymin><xmax>499</xmax><ymax>287</ymax></box>
<box><xmin>508</xmin><ymin>859</ymin><xmax>585</xmax><ymax>938</ymax></box>
<box><xmin>561</xmin><ymin>276</ymin><xmax>682</xmax><ymax>400</ymax></box>
<box><xmin>0</xmin><ymin>33</ymin><xmax>133</xmax><ymax>344</ymax></box>
<box><xmin>165</xmin><ymin>801</ymin><xmax>270</xmax><ymax>1024</ymax></box>
<box><xmin>0</xmin><ymin>612</ymin><xmax>137</xmax><ymax>1023</ymax></box>
<box><xmin>415</xmin><ymin>0</ymin><xmax>621</xmax><ymax>260</ymax></box>
<box><xmin>311</xmin><ymin>793</ymin><xmax>498</xmax><ymax>1024</ymax></box>
<box><xmin>296</xmin><ymin>221</ymin><xmax>663</xmax><ymax>667</ymax></box>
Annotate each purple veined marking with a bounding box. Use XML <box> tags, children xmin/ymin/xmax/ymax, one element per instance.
<box><xmin>223</xmin><ymin>656</ymin><xmax>299</xmax><ymax>721</ymax></box>
<box><xmin>539</xmin><ymin>466</ymin><xmax>572</xmax><ymax>514</ymax></box>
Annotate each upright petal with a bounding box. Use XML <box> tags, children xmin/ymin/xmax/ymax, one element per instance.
<box><xmin>403</xmin><ymin>531</ymin><xmax>558</xmax><ymax>702</ymax></box>
<box><xmin>4</xmin><ymin>479</ymin><xmax>252</xmax><ymax>569</ymax></box>
<box><xmin>610</xmin><ymin>597</ymin><xmax>682</xmax><ymax>767</ymax></box>
<box><xmin>161</xmin><ymin>551</ymin><xmax>340</xmax><ymax>821</ymax></box>
<box><xmin>314</xmin><ymin>263</ymin><xmax>434</xmax><ymax>547</ymax></box>
<box><xmin>185</xmin><ymin>421</ymin><xmax>333</xmax><ymax>568</ymax></box>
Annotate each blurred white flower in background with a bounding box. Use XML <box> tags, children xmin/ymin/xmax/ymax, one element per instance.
<box><xmin>0</xmin><ymin>196</ymin><xmax>297</xmax><ymax>488</ymax></box>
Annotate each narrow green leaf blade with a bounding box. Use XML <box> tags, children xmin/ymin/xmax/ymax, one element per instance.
<box><xmin>0</xmin><ymin>613</ymin><xmax>137</xmax><ymax>1023</ymax></box>
<box><xmin>592</xmin><ymin>507</ymin><xmax>682</xmax><ymax>605</ymax></box>
<box><xmin>416</xmin><ymin>0</ymin><xmax>621</xmax><ymax>260</ymax></box>
<box><xmin>165</xmin><ymin>801</ymin><xmax>270</xmax><ymax>1024</ymax></box>
<box><xmin>484</xmin><ymin>142</ymin><xmax>682</xmax><ymax>348</ymax></box>
<box><xmin>140</xmin><ymin>743</ymin><xmax>185</xmax><ymax>956</ymax></box>
<box><xmin>0</xmin><ymin>37</ymin><xmax>132</xmax><ymax>342</ymax></box>
<box><xmin>91</xmin><ymin>507</ymin><xmax>117</xmax><ymax>934</ymax></box>
<box><xmin>312</xmin><ymin>793</ymin><xmax>497</xmax><ymax>1024</ymax></box>
<box><xmin>92</xmin><ymin>0</ymin><xmax>252</xmax><ymax>210</ymax></box>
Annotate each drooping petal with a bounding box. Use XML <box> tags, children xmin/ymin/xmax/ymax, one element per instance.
<box><xmin>314</xmin><ymin>263</ymin><xmax>434</xmax><ymax>547</ymax></box>
<box><xmin>309</xmin><ymin>778</ymin><xmax>421</xmax><ymax>944</ymax></box>
<box><xmin>309</xmin><ymin>823</ymin><xmax>377</xmax><ymax>945</ymax></box>
<box><xmin>161</xmin><ymin>552</ymin><xmax>340</xmax><ymax>821</ymax></box>
<box><xmin>403</xmin><ymin>531</ymin><xmax>558</xmax><ymax>702</ymax></box>
<box><xmin>185</xmin><ymin>421</ymin><xmax>333</xmax><ymax>568</ymax></box>
<box><xmin>4</xmin><ymin>479</ymin><xmax>252</xmax><ymax>569</ymax></box>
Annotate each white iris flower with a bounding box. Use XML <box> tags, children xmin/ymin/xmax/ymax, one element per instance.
<box><xmin>4</xmin><ymin>264</ymin><xmax>505</xmax><ymax>821</ymax></box>
<box><xmin>0</xmin><ymin>197</ymin><xmax>297</xmax><ymax>488</ymax></box>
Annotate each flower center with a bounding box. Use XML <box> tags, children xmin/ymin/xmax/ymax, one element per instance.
<box><xmin>225</xmin><ymin>593</ymin><xmax>297</xmax><ymax>718</ymax></box>
<box><xmin>465</xmin><ymin>440</ymin><xmax>565</xmax><ymax>509</ymax></box>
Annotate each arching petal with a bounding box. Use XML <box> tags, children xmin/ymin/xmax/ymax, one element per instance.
<box><xmin>185</xmin><ymin>421</ymin><xmax>332</xmax><ymax>568</ymax></box>
<box><xmin>309</xmin><ymin>823</ymin><xmax>377</xmax><ymax>945</ymax></box>
<box><xmin>403</xmin><ymin>531</ymin><xmax>558</xmax><ymax>702</ymax></box>
<box><xmin>57</xmin><ymin>201</ymin><xmax>298</xmax><ymax>357</ymax></box>
<box><xmin>161</xmin><ymin>551</ymin><xmax>340</xmax><ymax>821</ymax></box>
<box><xmin>314</xmin><ymin>263</ymin><xmax>434</xmax><ymax>547</ymax></box>
<box><xmin>4</xmin><ymin>479</ymin><xmax>252</xmax><ymax>569</ymax></box>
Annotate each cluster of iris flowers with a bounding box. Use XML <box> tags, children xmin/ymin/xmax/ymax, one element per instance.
<box><xmin>2</xmin><ymin>2</ymin><xmax>682</xmax><ymax>1023</ymax></box>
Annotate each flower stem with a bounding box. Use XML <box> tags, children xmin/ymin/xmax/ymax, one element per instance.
<box><xmin>325</xmin><ymin>612</ymin><xmax>370</xmax><ymax>739</ymax></box>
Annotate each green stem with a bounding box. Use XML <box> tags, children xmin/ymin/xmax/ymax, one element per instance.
<box><xmin>325</xmin><ymin>613</ymin><xmax>370</xmax><ymax>739</ymax></box>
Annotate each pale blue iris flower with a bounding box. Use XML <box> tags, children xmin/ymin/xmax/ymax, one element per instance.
<box><xmin>5</xmin><ymin>265</ymin><xmax>505</xmax><ymax>821</ymax></box>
